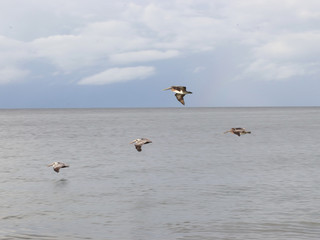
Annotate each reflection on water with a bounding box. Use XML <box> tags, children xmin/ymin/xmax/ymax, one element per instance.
<box><xmin>54</xmin><ymin>178</ymin><xmax>69</xmax><ymax>188</ymax></box>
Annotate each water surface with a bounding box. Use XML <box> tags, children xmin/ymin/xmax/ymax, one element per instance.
<box><xmin>1</xmin><ymin>108</ymin><xmax>320</xmax><ymax>239</ymax></box>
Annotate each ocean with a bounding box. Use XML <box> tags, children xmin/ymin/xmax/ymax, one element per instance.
<box><xmin>0</xmin><ymin>107</ymin><xmax>320</xmax><ymax>240</ymax></box>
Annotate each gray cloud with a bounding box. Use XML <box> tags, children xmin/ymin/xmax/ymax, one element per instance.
<box><xmin>0</xmin><ymin>0</ymin><xmax>320</xmax><ymax>86</ymax></box>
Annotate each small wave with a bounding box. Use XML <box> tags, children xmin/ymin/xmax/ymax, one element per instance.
<box><xmin>2</xmin><ymin>215</ymin><xmax>24</xmax><ymax>220</ymax></box>
<box><xmin>0</xmin><ymin>231</ymin><xmax>57</xmax><ymax>240</ymax></box>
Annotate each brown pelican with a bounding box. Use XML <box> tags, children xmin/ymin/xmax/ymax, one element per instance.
<box><xmin>163</xmin><ymin>86</ymin><xmax>192</xmax><ymax>105</ymax></box>
<box><xmin>224</xmin><ymin>128</ymin><xmax>251</xmax><ymax>137</ymax></box>
<box><xmin>130</xmin><ymin>138</ymin><xmax>152</xmax><ymax>152</ymax></box>
<box><xmin>48</xmin><ymin>162</ymin><xmax>69</xmax><ymax>173</ymax></box>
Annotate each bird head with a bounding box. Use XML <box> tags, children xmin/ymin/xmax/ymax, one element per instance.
<box><xmin>47</xmin><ymin>162</ymin><xmax>56</xmax><ymax>167</ymax></box>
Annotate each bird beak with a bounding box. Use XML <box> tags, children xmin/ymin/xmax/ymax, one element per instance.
<box><xmin>224</xmin><ymin>131</ymin><xmax>229</xmax><ymax>134</ymax></box>
<box><xmin>47</xmin><ymin>164</ymin><xmax>53</xmax><ymax>167</ymax></box>
<box><xmin>162</xmin><ymin>87</ymin><xmax>171</xmax><ymax>91</ymax></box>
<box><xmin>130</xmin><ymin>141</ymin><xmax>134</xmax><ymax>144</ymax></box>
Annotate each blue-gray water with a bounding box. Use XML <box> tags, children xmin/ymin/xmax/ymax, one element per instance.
<box><xmin>1</xmin><ymin>107</ymin><xmax>320</xmax><ymax>240</ymax></box>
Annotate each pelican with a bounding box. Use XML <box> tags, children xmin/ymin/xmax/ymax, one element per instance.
<box><xmin>48</xmin><ymin>162</ymin><xmax>69</xmax><ymax>173</ymax></box>
<box><xmin>130</xmin><ymin>138</ymin><xmax>152</xmax><ymax>152</ymax></box>
<box><xmin>224</xmin><ymin>128</ymin><xmax>251</xmax><ymax>137</ymax></box>
<box><xmin>163</xmin><ymin>86</ymin><xmax>192</xmax><ymax>105</ymax></box>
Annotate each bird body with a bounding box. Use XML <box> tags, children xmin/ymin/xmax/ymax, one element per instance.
<box><xmin>224</xmin><ymin>128</ymin><xmax>251</xmax><ymax>137</ymax></box>
<box><xmin>48</xmin><ymin>162</ymin><xmax>69</xmax><ymax>173</ymax></box>
<box><xmin>163</xmin><ymin>86</ymin><xmax>192</xmax><ymax>105</ymax></box>
<box><xmin>130</xmin><ymin>138</ymin><xmax>152</xmax><ymax>152</ymax></box>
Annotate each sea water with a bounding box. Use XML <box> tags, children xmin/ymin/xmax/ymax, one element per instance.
<box><xmin>0</xmin><ymin>108</ymin><xmax>320</xmax><ymax>240</ymax></box>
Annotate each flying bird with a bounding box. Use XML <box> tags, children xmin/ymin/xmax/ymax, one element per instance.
<box><xmin>163</xmin><ymin>86</ymin><xmax>192</xmax><ymax>105</ymax></box>
<box><xmin>224</xmin><ymin>128</ymin><xmax>251</xmax><ymax>137</ymax></box>
<box><xmin>48</xmin><ymin>162</ymin><xmax>69</xmax><ymax>173</ymax></box>
<box><xmin>130</xmin><ymin>138</ymin><xmax>152</xmax><ymax>152</ymax></box>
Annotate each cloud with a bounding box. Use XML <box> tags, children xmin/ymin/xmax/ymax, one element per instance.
<box><xmin>2</xmin><ymin>0</ymin><xmax>320</xmax><ymax>86</ymax></box>
<box><xmin>28</xmin><ymin>2</ymin><xmax>231</xmax><ymax>75</ymax></box>
<box><xmin>109</xmin><ymin>50</ymin><xmax>180</xmax><ymax>64</ymax></box>
<box><xmin>31</xmin><ymin>20</ymin><xmax>152</xmax><ymax>72</ymax></box>
<box><xmin>242</xmin><ymin>60</ymin><xmax>306</xmax><ymax>80</ymax></box>
<box><xmin>29</xmin><ymin>3</ymin><xmax>224</xmax><ymax>77</ymax></box>
<box><xmin>254</xmin><ymin>32</ymin><xmax>320</xmax><ymax>60</ymax></box>
<box><xmin>130</xmin><ymin>3</ymin><xmax>224</xmax><ymax>51</ymax></box>
<box><xmin>0</xmin><ymin>36</ymin><xmax>31</xmax><ymax>84</ymax></box>
<box><xmin>78</xmin><ymin>66</ymin><xmax>155</xmax><ymax>85</ymax></box>
<box><xmin>240</xmin><ymin>31</ymin><xmax>320</xmax><ymax>80</ymax></box>
<box><xmin>193</xmin><ymin>66</ymin><xmax>206</xmax><ymax>73</ymax></box>
<box><xmin>0</xmin><ymin>66</ymin><xmax>29</xmax><ymax>84</ymax></box>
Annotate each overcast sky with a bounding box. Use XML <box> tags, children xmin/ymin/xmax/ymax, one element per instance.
<box><xmin>0</xmin><ymin>0</ymin><xmax>320</xmax><ymax>108</ymax></box>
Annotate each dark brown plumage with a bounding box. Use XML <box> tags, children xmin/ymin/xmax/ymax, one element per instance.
<box><xmin>175</xmin><ymin>93</ymin><xmax>185</xmax><ymax>105</ymax></box>
<box><xmin>224</xmin><ymin>128</ymin><xmax>251</xmax><ymax>137</ymax></box>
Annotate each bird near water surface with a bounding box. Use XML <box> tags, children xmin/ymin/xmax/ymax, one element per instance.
<box><xmin>224</xmin><ymin>128</ymin><xmax>251</xmax><ymax>137</ymax></box>
<box><xmin>163</xmin><ymin>86</ymin><xmax>192</xmax><ymax>105</ymax></box>
<box><xmin>130</xmin><ymin>138</ymin><xmax>152</xmax><ymax>152</ymax></box>
<box><xmin>48</xmin><ymin>162</ymin><xmax>69</xmax><ymax>173</ymax></box>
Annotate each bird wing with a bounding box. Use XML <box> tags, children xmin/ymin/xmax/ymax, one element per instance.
<box><xmin>53</xmin><ymin>167</ymin><xmax>60</xmax><ymax>173</ymax></box>
<box><xmin>175</xmin><ymin>93</ymin><xmax>185</xmax><ymax>105</ymax></box>
<box><xmin>172</xmin><ymin>86</ymin><xmax>185</xmax><ymax>91</ymax></box>
<box><xmin>234</xmin><ymin>132</ymin><xmax>241</xmax><ymax>136</ymax></box>
<box><xmin>135</xmin><ymin>145</ymin><xmax>142</xmax><ymax>152</ymax></box>
<box><xmin>141</xmin><ymin>138</ymin><xmax>152</xmax><ymax>144</ymax></box>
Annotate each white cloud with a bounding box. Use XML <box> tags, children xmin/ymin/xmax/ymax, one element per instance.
<box><xmin>193</xmin><ymin>66</ymin><xmax>206</xmax><ymax>73</ymax></box>
<box><xmin>0</xmin><ymin>36</ymin><xmax>32</xmax><ymax>65</ymax></box>
<box><xmin>253</xmin><ymin>32</ymin><xmax>320</xmax><ymax>59</ymax></box>
<box><xmin>131</xmin><ymin>3</ymin><xmax>224</xmax><ymax>51</ymax></box>
<box><xmin>0</xmin><ymin>36</ymin><xmax>31</xmax><ymax>84</ymax></box>
<box><xmin>243</xmin><ymin>60</ymin><xmax>306</xmax><ymax>80</ymax></box>
<box><xmin>0</xmin><ymin>66</ymin><xmax>29</xmax><ymax>84</ymax></box>
<box><xmin>110</xmin><ymin>50</ymin><xmax>180</xmax><ymax>64</ymax></box>
<box><xmin>28</xmin><ymin>3</ymin><xmax>224</xmax><ymax>76</ymax></box>
<box><xmin>31</xmin><ymin>20</ymin><xmax>151</xmax><ymax>72</ymax></box>
<box><xmin>1</xmin><ymin>0</ymin><xmax>320</xmax><ymax>85</ymax></box>
<box><xmin>239</xmin><ymin>31</ymin><xmax>320</xmax><ymax>80</ymax></box>
<box><xmin>78</xmin><ymin>66</ymin><xmax>155</xmax><ymax>85</ymax></box>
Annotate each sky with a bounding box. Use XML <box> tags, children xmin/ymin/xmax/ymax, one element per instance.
<box><xmin>0</xmin><ymin>0</ymin><xmax>320</xmax><ymax>108</ymax></box>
